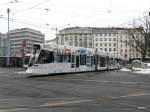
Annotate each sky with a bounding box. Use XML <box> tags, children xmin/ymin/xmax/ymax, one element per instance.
<box><xmin>0</xmin><ymin>0</ymin><xmax>150</xmax><ymax>40</ymax></box>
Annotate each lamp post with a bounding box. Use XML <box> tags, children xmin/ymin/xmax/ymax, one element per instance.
<box><xmin>6</xmin><ymin>8</ymin><xmax>10</xmax><ymax>67</ymax></box>
<box><xmin>117</xmin><ymin>32</ymin><xmax>119</xmax><ymax>69</ymax></box>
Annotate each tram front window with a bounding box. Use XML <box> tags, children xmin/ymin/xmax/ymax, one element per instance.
<box><xmin>28</xmin><ymin>46</ymin><xmax>40</xmax><ymax>67</ymax></box>
<box><xmin>36</xmin><ymin>50</ymin><xmax>54</xmax><ymax>64</ymax></box>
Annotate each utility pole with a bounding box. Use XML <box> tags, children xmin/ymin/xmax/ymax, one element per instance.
<box><xmin>6</xmin><ymin>8</ymin><xmax>10</xmax><ymax>67</ymax></box>
<box><xmin>56</xmin><ymin>28</ymin><xmax>58</xmax><ymax>45</ymax></box>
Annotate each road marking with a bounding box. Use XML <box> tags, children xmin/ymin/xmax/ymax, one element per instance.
<box><xmin>110</xmin><ymin>93</ymin><xmax>150</xmax><ymax>99</ymax></box>
<box><xmin>137</xmin><ymin>107</ymin><xmax>147</xmax><ymax>110</ymax></box>
<box><xmin>49</xmin><ymin>78</ymin><xmax>150</xmax><ymax>85</ymax></box>
<box><xmin>97</xmin><ymin>92</ymin><xmax>150</xmax><ymax>100</ymax></box>
<box><xmin>41</xmin><ymin>99</ymin><xmax>92</xmax><ymax>107</ymax></box>
<box><xmin>0</xmin><ymin>108</ymin><xmax>28</xmax><ymax>112</ymax></box>
<box><xmin>0</xmin><ymin>97</ymin><xmax>81</xmax><ymax>101</ymax></box>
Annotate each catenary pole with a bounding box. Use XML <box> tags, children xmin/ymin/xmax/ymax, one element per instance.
<box><xmin>6</xmin><ymin>8</ymin><xmax>10</xmax><ymax>67</ymax></box>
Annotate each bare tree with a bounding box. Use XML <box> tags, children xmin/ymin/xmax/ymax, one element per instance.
<box><xmin>127</xmin><ymin>13</ymin><xmax>150</xmax><ymax>61</ymax></box>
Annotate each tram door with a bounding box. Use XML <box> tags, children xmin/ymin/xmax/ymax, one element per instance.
<box><xmin>76</xmin><ymin>55</ymin><xmax>79</xmax><ymax>68</ymax></box>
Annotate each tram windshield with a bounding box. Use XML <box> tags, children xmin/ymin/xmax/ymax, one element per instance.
<box><xmin>36</xmin><ymin>50</ymin><xmax>54</xmax><ymax>64</ymax></box>
<box><xmin>28</xmin><ymin>44</ymin><xmax>41</xmax><ymax>67</ymax></box>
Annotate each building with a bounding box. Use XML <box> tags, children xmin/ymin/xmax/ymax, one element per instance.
<box><xmin>57</xmin><ymin>27</ymin><xmax>93</xmax><ymax>48</ymax></box>
<box><xmin>9</xmin><ymin>28</ymin><xmax>45</xmax><ymax>57</ymax></box>
<box><xmin>46</xmin><ymin>38</ymin><xmax>56</xmax><ymax>44</ymax></box>
<box><xmin>57</xmin><ymin>27</ymin><xmax>142</xmax><ymax>60</ymax></box>
<box><xmin>0</xmin><ymin>33</ymin><xmax>6</xmax><ymax>56</ymax></box>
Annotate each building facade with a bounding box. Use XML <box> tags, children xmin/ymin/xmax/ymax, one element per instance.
<box><xmin>57</xmin><ymin>27</ymin><xmax>93</xmax><ymax>48</ymax></box>
<box><xmin>57</xmin><ymin>27</ymin><xmax>142</xmax><ymax>60</ymax></box>
<box><xmin>0</xmin><ymin>33</ymin><xmax>6</xmax><ymax>56</ymax></box>
<box><xmin>9</xmin><ymin>28</ymin><xmax>45</xmax><ymax>57</ymax></box>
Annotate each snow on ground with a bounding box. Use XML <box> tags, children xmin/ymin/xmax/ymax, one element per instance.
<box><xmin>120</xmin><ymin>67</ymin><xmax>150</xmax><ymax>75</ymax></box>
<box><xmin>18</xmin><ymin>71</ymin><xmax>27</xmax><ymax>74</ymax></box>
<box><xmin>132</xmin><ymin>69</ymin><xmax>150</xmax><ymax>74</ymax></box>
<box><xmin>120</xmin><ymin>68</ymin><xmax>132</xmax><ymax>72</ymax></box>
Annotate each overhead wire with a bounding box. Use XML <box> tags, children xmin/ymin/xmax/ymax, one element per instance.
<box><xmin>13</xmin><ymin>0</ymin><xmax>50</xmax><ymax>14</ymax></box>
<box><xmin>0</xmin><ymin>16</ymin><xmax>56</xmax><ymax>30</ymax></box>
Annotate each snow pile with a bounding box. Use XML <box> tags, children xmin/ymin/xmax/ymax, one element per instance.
<box><xmin>120</xmin><ymin>67</ymin><xmax>150</xmax><ymax>74</ymax></box>
<box><xmin>132</xmin><ymin>68</ymin><xmax>150</xmax><ymax>74</ymax></box>
<box><xmin>120</xmin><ymin>68</ymin><xmax>132</xmax><ymax>72</ymax></box>
<box><xmin>18</xmin><ymin>71</ymin><xmax>27</xmax><ymax>74</ymax></box>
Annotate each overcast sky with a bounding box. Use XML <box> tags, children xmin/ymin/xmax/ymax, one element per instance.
<box><xmin>0</xmin><ymin>0</ymin><xmax>150</xmax><ymax>40</ymax></box>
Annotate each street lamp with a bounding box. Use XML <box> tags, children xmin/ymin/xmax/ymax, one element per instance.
<box><xmin>6</xmin><ymin>8</ymin><xmax>10</xmax><ymax>67</ymax></box>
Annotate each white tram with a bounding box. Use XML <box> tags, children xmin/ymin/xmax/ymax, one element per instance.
<box><xmin>26</xmin><ymin>43</ymin><xmax>119</xmax><ymax>75</ymax></box>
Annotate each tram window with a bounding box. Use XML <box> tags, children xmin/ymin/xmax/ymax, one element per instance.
<box><xmin>71</xmin><ymin>55</ymin><xmax>75</xmax><ymax>63</ymax></box>
<box><xmin>91</xmin><ymin>56</ymin><xmax>95</xmax><ymax>66</ymax></box>
<box><xmin>108</xmin><ymin>58</ymin><xmax>114</xmax><ymax>66</ymax></box>
<box><xmin>99</xmin><ymin>57</ymin><xmax>105</xmax><ymax>67</ymax></box>
<box><xmin>86</xmin><ymin>56</ymin><xmax>91</xmax><ymax>67</ymax></box>
<box><xmin>71</xmin><ymin>55</ymin><xmax>75</xmax><ymax>68</ymax></box>
<box><xmin>37</xmin><ymin>50</ymin><xmax>54</xmax><ymax>64</ymax></box>
<box><xmin>59</xmin><ymin>55</ymin><xmax>64</xmax><ymax>62</ymax></box>
<box><xmin>80</xmin><ymin>55</ymin><xmax>86</xmax><ymax>65</ymax></box>
<box><xmin>64</xmin><ymin>54</ymin><xmax>71</xmax><ymax>62</ymax></box>
<box><xmin>57</xmin><ymin>54</ymin><xmax>71</xmax><ymax>63</ymax></box>
<box><xmin>76</xmin><ymin>55</ymin><xmax>79</xmax><ymax>68</ymax></box>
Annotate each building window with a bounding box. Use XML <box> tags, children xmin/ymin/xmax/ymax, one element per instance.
<box><xmin>104</xmin><ymin>38</ymin><xmax>107</xmax><ymax>41</ymax></box>
<box><xmin>100</xmin><ymin>43</ymin><xmax>103</xmax><ymax>46</ymax></box>
<box><xmin>100</xmin><ymin>48</ymin><xmax>103</xmax><ymax>50</ymax></box>
<box><xmin>109</xmin><ymin>33</ymin><xmax>111</xmax><ymax>36</ymax></box>
<box><xmin>109</xmin><ymin>43</ymin><xmax>111</xmax><ymax>46</ymax></box>
<box><xmin>61</xmin><ymin>37</ymin><xmax>64</xmax><ymax>41</ymax></box>
<box><xmin>104</xmin><ymin>33</ymin><xmax>107</xmax><ymax>36</ymax></box>
<box><xmin>104</xmin><ymin>43</ymin><xmax>107</xmax><ymax>46</ymax></box>
<box><xmin>109</xmin><ymin>48</ymin><xmax>111</xmax><ymax>51</ymax></box>
<box><xmin>95</xmin><ymin>38</ymin><xmax>98</xmax><ymax>41</ymax></box>
<box><xmin>100</xmin><ymin>38</ymin><xmax>103</xmax><ymax>41</ymax></box>
<box><xmin>113</xmin><ymin>43</ymin><xmax>116</xmax><ymax>47</ymax></box>
<box><xmin>100</xmin><ymin>33</ymin><xmax>102</xmax><ymax>36</ymax></box>
<box><xmin>120</xmin><ymin>35</ymin><xmax>122</xmax><ymax>39</ymax></box>
<box><xmin>109</xmin><ymin>38</ymin><xmax>111</xmax><ymax>41</ymax></box>
<box><xmin>113</xmin><ymin>34</ymin><xmax>116</xmax><ymax>36</ymax></box>
<box><xmin>120</xmin><ymin>39</ymin><xmax>122</xmax><ymax>43</ymax></box>
<box><xmin>65</xmin><ymin>36</ymin><xmax>68</xmax><ymax>41</ymax></box>
<box><xmin>105</xmin><ymin>48</ymin><xmax>107</xmax><ymax>51</ymax></box>
<box><xmin>75</xmin><ymin>39</ymin><xmax>78</xmax><ymax>46</ymax></box>
<box><xmin>84</xmin><ymin>37</ymin><xmax>87</xmax><ymax>39</ymax></box>
<box><xmin>120</xmin><ymin>44</ymin><xmax>122</xmax><ymax>47</ymax></box>
<box><xmin>113</xmin><ymin>38</ymin><xmax>116</xmax><ymax>41</ymax></box>
<box><xmin>113</xmin><ymin>48</ymin><xmax>116</xmax><ymax>51</ymax></box>
<box><xmin>96</xmin><ymin>43</ymin><xmax>98</xmax><ymax>46</ymax></box>
<box><xmin>89</xmin><ymin>37</ymin><xmax>92</xmax><ymax>40</ymax></box>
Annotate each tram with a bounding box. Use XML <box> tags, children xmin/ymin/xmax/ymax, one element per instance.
<box><xmin>26</xmin><ymin>43</ymin><xmax>120</xmax><ymax>75</ymax></box>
